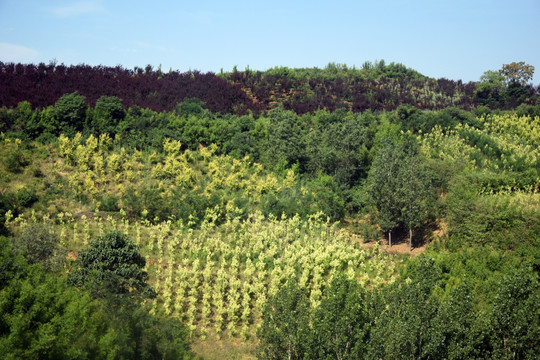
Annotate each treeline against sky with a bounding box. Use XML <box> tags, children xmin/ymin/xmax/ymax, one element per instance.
<box><xmin>2</xmin><ymin>61</ymin><xmax>538</xmax><ymax>115</ymax></box>
<box><xmin>0</xmin><ymin>61</ymin><xmax>252</xmax><ymax>114</ymax></box>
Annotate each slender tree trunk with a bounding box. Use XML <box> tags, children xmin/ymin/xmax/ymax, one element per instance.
<box><xmin>409</xmin><ymin>228</ymin><xmax>413</xmax><ymax>251</ymax></box>
<box><xmin>288</xmin><ymin>337</ymin><xmax>292</xmax><ymax>360</ymax></box>
<box><xmin>388</xmin><ymin>231</ymin><xmax>392</xmax><ymax>247</ymax></box>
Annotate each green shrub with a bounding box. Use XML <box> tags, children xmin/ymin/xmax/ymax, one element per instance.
<box><xmin>3</xmin><ymin>147</ymin><xmax>28</xmax><ymax>173</ymax></box>
<box><xmin>99</xmin><ymin>195</ymin><xmax>120</xmax><ymax>212</ymax></box>
<box><xmin>16</xmin><ymin>186</ymin><xmax>38</xmax><ymax>208</ymax></box>
<box><xmin>360</xmin><ymin>221</ymin><xmax>380</xmax><ymax>243</ymax></box>
<box><xmin>16</xmin><ymin>223</ymin><xmax>64</xmax><ymax>270</ymax></box>
<box><xmin>30</xmin><ymin>166</ymin><xmax>44</xmax><ymax>178</ymax></box>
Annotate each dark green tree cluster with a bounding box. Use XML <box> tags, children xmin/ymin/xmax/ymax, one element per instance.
<box><xmin>0</xmin><ymin>231</ymin><xmax>195</xmax><ymax>359</ymax></box>
<box><xmin>475</xmin><ymin>62</ymin><xmax>536</xmax><ymax>108</ymax></box>
<box><xmin>444</xmin><ymin>175</ymin><xmax>540</xmax><ymax>264</ymax></box>
<box><xmin>258</xmin><ymin>257</ymin><xmax>540</xmax><ymax>360</ymax></box>
<box><xmin>257</xmin><ymin>275</ymin><xmax>369</xmax><ymax>360</ymax></box>
<box><xmin>0</xmin><ymin>185</ymin><xmax>39</xmax><ymax>237</ymax></box>
<box><xmin>394</xmin><ymin>104</ymin><xmax>481</xmax><ymax>133</ymax></box>
<box><xmin>366</xmin><ymin>132</ymin><xmax>433</xmax><ymax>248</ymax></box>
<box><xmin>68</xmin><ymin>231</ymin><xmax>156</xmax><ymax>303</ymax></box>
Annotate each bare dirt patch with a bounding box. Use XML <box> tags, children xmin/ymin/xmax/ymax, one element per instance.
<box><xmin>347</xmin><ymin>230</ymin><xmax>426</xmax><ymax>257</ymax></box>
<box><xmin>191</xmin><ymin>332</ymin><xmax>257</xmax><ymax>360</ymax></box>
<box><xmin>342</xmin><ymin>216</ymin><xmax>447</xmax><ymax>257</ymax></box>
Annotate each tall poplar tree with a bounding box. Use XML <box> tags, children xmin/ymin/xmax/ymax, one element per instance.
<box><xmin>367</xmin><ymin>136</ymin><xmax>401</xmax><ymax>246</ymax></box>
<box><xmin>367</xmin><ymin>133</ymin><xmax>428</xmax><ymax>249</ymax></box>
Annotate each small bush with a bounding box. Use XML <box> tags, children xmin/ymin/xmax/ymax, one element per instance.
<box><xmin>350</xmin><ymin>218</ymin><xmax>380</xmax><ymax>243</ymax></box>
<box><xmin>31</xmin><ymin>166</ymin><xmax>44</xmax><ymax>178</ymax></box>
<box><xmin>100</xmin><ymin>195</ymin><xmax>120</xmax><ymax>212</ymax></box>
<box><xmin>3</xmin><ymin>148</ymin><xmax>29</xmax><ymax>173</ymax></box>
<box><xmin>16</xmin><ymin>186</ymin><xmax>38</xmax><ymax>208</ymax></box>
<box><xmin>16</xmin><ymin>223</ymin><xmax>64</xmax><ymax>270</ymax></box>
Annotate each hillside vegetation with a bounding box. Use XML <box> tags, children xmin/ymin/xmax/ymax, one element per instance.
<box><xmin>1</xmin><ymin>61</ymin><xmax>539</xmax><ymax>359</ymax></box>
<box><xmin>2</xmin><ymin>60</ymin><xmax>538</xmax><ymax>114</ymax></box>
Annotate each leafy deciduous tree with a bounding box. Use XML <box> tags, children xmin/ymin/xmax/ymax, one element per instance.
<box><xmin>367</xmin><ymin>136</ymin><xmax>401</xmax><ymax>245</ymax></box>
<box><xmin>368</xmin><ymin>257</ymin><xmax>442</xmax><ymax>359</ymax></box>
<box><xmin>264</xmin><ymin>106</ymin><xmax>306</xmax><ymax>171</ymax></box>
<box><xmin>257</xmin><ymin>278</ymin><xmax>310</xmax><ymax>360</ymax></box>
<box><xmin>93</xmin><ymin>95</ymin><xmax>126</xmax><ymax>135</ymax></box>
<box><xmin>500</xmin><ymin>62</ymin><xmax>535</xmax><ymax>86</ymax></box>
<box><xmin>309</xmin><ymin>275</ymin><xmax>369</xmax><ymax>360</ymax></box>
<box><xmin>68</xmin><ymin>231</ymin><xmax>155</xmax><ymax>304</ymax></box>
<box><xmin>16</xmin><ymin>223</ymin><xmax>64</xmax><ymax>270</ymax></box>
<box><xmin>398</xmin><ymin>135</ymin><xmax>429</xmax><ymax>250</ymax></box>
<box><xmin>54</xmin><ymin>91</ymin><xmax>88</xmax><ymax>136</ymax></box>
<box><xmin>490</xmin><ymin>268</ymin><xmax>540</xmax><ymax>359</ymax></box>
<box><xmin>368</xmin><ymin>133</ymin><xmax>429</xmax><ymax>248</ymax></box>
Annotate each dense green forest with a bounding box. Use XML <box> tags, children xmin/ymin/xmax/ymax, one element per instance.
<box><xmin>1</xmin><ymin>61</ymin><xmax>539</xmax><ymax>359</ymax></box>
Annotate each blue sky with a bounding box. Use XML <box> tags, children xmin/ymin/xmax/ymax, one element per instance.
<box><xmin>1</xmin><ymin>0</ymin><xmax>539</xmax><ymax>83</ymax></box>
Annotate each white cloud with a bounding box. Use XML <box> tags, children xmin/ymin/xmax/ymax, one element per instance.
<box><xmin>52</xmin><ymin>1</ymin><xmax>104</xmax><ymax>18</ymax></box>
<box><xmin>0</xmin><ymin>42</ymin><xmax>40</xmax><ymax>63</ymax></box>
